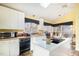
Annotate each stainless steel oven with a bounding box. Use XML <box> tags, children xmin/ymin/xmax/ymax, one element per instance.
<box><xmin>20</xmin><ymin>38</ymin><xmax>30</xmax><ymax>54</ymax></box>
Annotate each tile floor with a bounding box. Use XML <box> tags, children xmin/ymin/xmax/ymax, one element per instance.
<box><xmin>20</xmin><ymin>49</ymin><xmax>79</xmax><ymax>56</ymax></box>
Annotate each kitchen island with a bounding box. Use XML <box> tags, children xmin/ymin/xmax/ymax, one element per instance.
<box><xmin>31</xmin><ymin>36</ymin><xmax>72</xmax><ymax>56</ymax></box>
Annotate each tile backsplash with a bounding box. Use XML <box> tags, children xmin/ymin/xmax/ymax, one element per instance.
<box><xmin>0</xmin><ymin>32</ymin><xmax>15</xmax><ymax>38</ymax></box>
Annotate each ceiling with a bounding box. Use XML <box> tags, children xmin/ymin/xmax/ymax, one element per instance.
<box><xmin>0</xmin><ymin>3</ymin><xmax>75</xmax><ymax>20</ymax></box>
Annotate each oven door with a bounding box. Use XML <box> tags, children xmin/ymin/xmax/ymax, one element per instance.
<box><xmin>20</xmin><ymin>38</ymin><xmax>30</xmax><ymax>54</ymax></box>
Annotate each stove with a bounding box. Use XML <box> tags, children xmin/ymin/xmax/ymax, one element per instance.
<box><xmin>20</xmin><ymin>37</ymin><xmax>30</xmax><ymax>55</ymax></box>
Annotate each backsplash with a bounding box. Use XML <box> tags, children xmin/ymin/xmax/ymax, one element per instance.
<box><xmin>0</xmin><ymin>32</ymin><xmax>16</xmax><ymax>39</ymax></box>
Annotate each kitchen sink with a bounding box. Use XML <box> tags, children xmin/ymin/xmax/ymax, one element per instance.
<box><xmin>52</xmin><ymin>38</ymin><xmax>64</xmax><ymax>44</ymax></box>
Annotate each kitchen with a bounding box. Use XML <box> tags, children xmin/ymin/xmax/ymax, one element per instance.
<box><xmin>0</xmin><ymin>3</ymin><xmax>79</xmax><ymax>56</ymax></box>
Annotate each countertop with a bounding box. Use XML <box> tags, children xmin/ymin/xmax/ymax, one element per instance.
<box><xmin>0</xmin><ymin>38</ymin><xmax>19</xmax><ymax>41</ymax></box>
<box><xmin>0</xmin><ymin>36</ymin><xmax>30</xmax><ymax>41</ymax></box>
<box><xmin>18</xmin><ymin>36</ymin><xmax>30</xmax><ymax>39</ymax></box>
<box><xmin>32</xmin><ymin>36</ymin><xmax>72</xmax><ymax>51</ymax></box>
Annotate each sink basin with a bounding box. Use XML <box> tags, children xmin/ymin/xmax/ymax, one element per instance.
<box><xmin>52</xmin><ymin>38</ymin><xmax>64</xmax><ymax>44</ymax></box>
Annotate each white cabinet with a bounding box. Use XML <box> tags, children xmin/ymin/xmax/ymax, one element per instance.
<box><xmin>33</xmin><ymin>44</ymin><xmax>49</xmax><ymax>56</ymax></box>
<box><xmin>0</xmin><ymin>41</ymin><xmax>10</xmax><ymax>56</ymax></box>
<box><xmin>0</xmin><ymin>38</ymin><xmax>19</xmax><ymax>56</ymax></box>
<box><xmin>0</xmin><ymin>6</ymin><xmax>24</xmax><ymax>30</ymax></box>
<box><xmin>9</xmin><ymin>39</ymin><xmax>19</xmax><ymax>56</ymax></box>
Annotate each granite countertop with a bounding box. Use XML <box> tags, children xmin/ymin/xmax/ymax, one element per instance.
<box><xmin>18</xmin><ymin>36</ymin><xmax>30</xmax><ymax>39</ymax></box>
<box><xmin>0</xmin><ymin>37</ymin><xmax>19</xmax><ymax>41</ymax></box>
<box><xmin>32</xmin><ymin>37</ymin><xmax>72</xmax><ymax>51</ymax></box>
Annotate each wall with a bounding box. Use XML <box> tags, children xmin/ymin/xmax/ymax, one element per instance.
<box><xmin>74</xmin><ymin>4</ymin><xmax>79</xmax><ymax>51</ymax></box>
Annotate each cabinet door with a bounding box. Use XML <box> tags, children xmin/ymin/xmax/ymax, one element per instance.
<box><xmin>0</xmin><ymin>6</ymin><xmax>24</xmax><ymax>30</ymax></box>
<box><xmin>9</xmin><ymin>39</ymin><xmax>19</xmax><ymax>56</ymax></box>
<box><xmin>0</xmin><ymin>41</ymin><xmax>9</xmax><ymax>56</ymax></box>
<box><xmin>33</xmin><ymin>44</ymin><xmax>49</xmax><ymax>56</ymax></box>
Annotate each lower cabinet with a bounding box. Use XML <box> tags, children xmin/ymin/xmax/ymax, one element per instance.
<box><xmin>0</xmin><ymin>38</ymin><xmax>19</xmax><ymax>56</ymax></box>
<box><xmin>0</xmin><ymin>40</ymin><xmax>10</xmax><ymax>56</ymax></box>
<box><xmin>32</xmin><ymin>44</ymin><xmax>49</xmax><ymax>56</ymax></box>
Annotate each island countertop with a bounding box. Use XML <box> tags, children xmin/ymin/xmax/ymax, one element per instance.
<box><xmin>31</xmin><ymin>36</ymin><xmax>72</xmax><ymax>51</ymax></box>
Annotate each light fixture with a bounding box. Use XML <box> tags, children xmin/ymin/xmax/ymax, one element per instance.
<box><xmin>62</xmin><ymin>4</ymin><xmax>68</xmax><ymax>8</ymax></box>
<box><xmin>58</xmin><ymin>14</ymin><xmax>61</xmax><ymax>16</ymax></box>
<box><xmin>40</xmin><ymin>3</ymin><xmax>50</xmax><ymax>8</ymax></box>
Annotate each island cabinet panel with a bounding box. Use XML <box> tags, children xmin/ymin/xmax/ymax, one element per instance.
<box><xmin>33</xmin><ymin>44</ymin><xmax>49</xmax><ymax>56</ymax></box>
<box><xmin>50</xmin><ymin>41</ymin><xmax>71</xmax><ymax>56</ymax></box>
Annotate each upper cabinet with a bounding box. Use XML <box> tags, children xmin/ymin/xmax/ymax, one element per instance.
<box><xmin>0</xmin><ymin>6</ymin><xmax>25</xmax><ymax>32</ymax></box>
